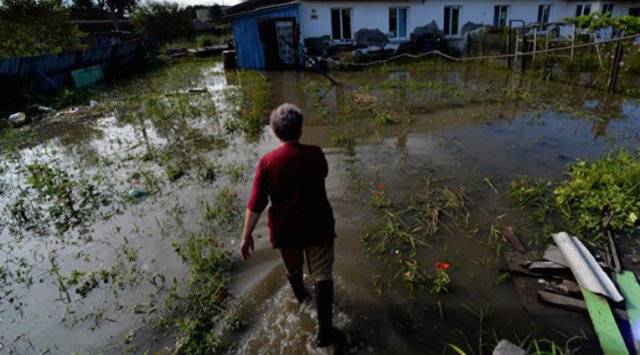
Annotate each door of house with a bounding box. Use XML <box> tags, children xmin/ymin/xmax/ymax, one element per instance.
<box><xmin>258</xmin><ymin>17</ymin><xmax>298</xmax><ymax>70</ymax></box>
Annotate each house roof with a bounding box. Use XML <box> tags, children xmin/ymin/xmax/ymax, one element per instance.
<box><xmin>224</xmin><ymin>0</ymin><xmax>295</xmax><ymax>18</ymax></box>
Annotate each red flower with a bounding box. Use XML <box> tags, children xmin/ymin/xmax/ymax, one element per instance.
<box><xmin>378</xmin><ymin>184</ymin><xmax>385</xmax><ymax>189</ymax></box>
<box><xmin>406</xmin><ymin>258</ymin><xmax>417</xmax><ymax>266</ymax></box>
<box><xmin>375</xmin><ymin>191</ymin><xmax>382</xmax><ymax>196</ymax></box>
<box><xmin>226</xmin><ymin>250</ymin><xmax>233</xmax><ymax>256</ymax></box>
<box><xmin>208</xmin><ymin>239</ymin><xmax>215</xmax><ymax>246</ymax></box>
<box><xmin>435</xmin><ymin>262</ymin><xmax>450</xmax><ymax>271</ymax></box>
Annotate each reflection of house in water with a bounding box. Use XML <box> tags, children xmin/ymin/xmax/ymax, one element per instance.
<box><xmin>225</xmin><ymin>0</ymin><xmax>640</xmax><ymax>70</ymax></box>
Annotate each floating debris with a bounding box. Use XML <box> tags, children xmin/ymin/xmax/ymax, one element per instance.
<box><xmin>38</xmin><ymin>106</ymin><xmax>57</xmax><ymax>113</ymax></box>
<box><xmin>8</xmin><ymin>112</ymin><xmax>27</xmax><ymax>125</ymax></box>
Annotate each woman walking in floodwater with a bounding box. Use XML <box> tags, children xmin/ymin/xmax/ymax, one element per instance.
<box><xmin>239</xmin><ymin>103</ymin><xmax>337</xmax><ymax>348</ymax></box>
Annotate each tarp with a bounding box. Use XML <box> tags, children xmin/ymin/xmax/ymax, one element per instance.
<box><xmin>552</xmin><ymin>232</ymin><xmax>623</xmax><ymax>302</ymax></box>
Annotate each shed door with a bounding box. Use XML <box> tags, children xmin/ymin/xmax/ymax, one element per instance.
<box><xmin>258</xmin><ymin>17</ymin><xmax>298</xmax><ymax>70</ymax></box>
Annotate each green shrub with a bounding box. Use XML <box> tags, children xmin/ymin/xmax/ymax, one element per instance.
<box><xmin>509</xmin><ymin>150</ymin><xmax>640</xmax><ymax>245</ymax></box>
<box><xmin>554</xmin><ymin>150</ymin><xmax>640</xmax><ymax>237</ymax></box>
<box><xmin>196</xmin><ymin>35</ymin><xmax>214</xmax><ymax>47</ymax></box>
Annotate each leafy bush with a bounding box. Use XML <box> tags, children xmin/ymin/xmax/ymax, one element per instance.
<box><xmin>568</xmin><ymin>12</ymin><xmax>640</xmax><ymax>36</ymax></box>
<box><xmin>196</xmin><ymin>35</ymin><xmax>214</xmax><ymax>47</ymax></box>
<box><xmin>0</xmin><ymin>0</ymin><xmax>85</xmax><ymax>58</ymax></box>
<box><xmin>509</xmin><ymin>150</ymin><xmax>640</xmax><ymax>244</ymax></box>
<box><xmin>554</xmin><ymin>150</ymin><xmax>640</xmax><ymax>237</ymax></box>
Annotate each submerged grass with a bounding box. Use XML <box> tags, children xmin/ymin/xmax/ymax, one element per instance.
<box><xmin>360</xmin><ymin>175</ymin><xmax>470</xmax><ymax>297</ymax></box>
<box><xmin>172</xmin><ymin>231</ymin><xmax>234</xmax><ymax>354</ymax></box>
<box><xmin>224</xmin><ymin>70</ymin><xmax>272</xmax><ymax>136</ymax></box>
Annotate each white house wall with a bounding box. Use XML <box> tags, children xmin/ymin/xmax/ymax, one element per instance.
<box><xmin>298</xmin><ymin>0</ymin><xmax>638</xmax><ymax>42</ymax></box>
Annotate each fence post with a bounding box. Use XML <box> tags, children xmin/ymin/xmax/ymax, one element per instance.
<box><xmin>608</xmin><ymin>39</ymin><xmax>624</xmax><ymax>93</ymax></box>
<box><xmin>533</xmin><ymin>25</ymin><xmax>537</xmax><ymax>62</ymax></box>
<box><xmin>467</xmin><ymin>33</ymin><xmax>471</xmax><ymax>58</ymax></box>
<box><xmin>570</xmin><ymin>23</ymin><xmax>576</xmax><ymax>61</ymax></box>
<box><xmin>521</xmin><ymin>30</ymin><xmax>528</xmax><ymax>73</ymax></box>
<box><xmin>508</xmin><ymin>24</ymin><xmax>513</xmax><ymax>69</ymax></box>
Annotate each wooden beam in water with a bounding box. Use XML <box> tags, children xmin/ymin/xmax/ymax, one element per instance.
<box><xmin>582</xmin><ymin>289</ymin><xmax>629</xmax><ymax>355</ymax></box>
<box><xmin>614</xmin><ymin>271</ymin><xmax>640</xmax><ymax>354</ymax></box>
<box><xmin>502</xmin><ymin>226</ymin><xmax>526</xmax><ymax>253</ymax></box>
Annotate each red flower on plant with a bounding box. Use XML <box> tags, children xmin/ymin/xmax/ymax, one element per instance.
<box><xmin>435</xmin><ymin>262</ymin><xmax>450</xmax><ymax>271</ymax></box>
<box><xmin>226</xmin><ymin>250</ymin><xmax>233</xmax><ymax>256</ymax></box>
<box><xmin>378</xmin><ymin>184</ymin><xmax>385</xmax><ymax>189</ymax></box>
<box><xmin>406</xmin><ymin>258</ymin><xmax>417</xmax><ymax>266</ymax></box>
<box><xmin>375</xmin><ymin>191</ymin><xmax>382</xmax><ymax>196</ymax></box>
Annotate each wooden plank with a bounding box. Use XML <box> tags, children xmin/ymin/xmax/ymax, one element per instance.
<box><xmin>502</xmin><ymin>226</ymin><xmax>526</xmax><ymax>253</ymax></box>
<box><xmin>560</xmin><ymin>280</ymin><xmax>582</xmax><ymax>296</ymax></box>
<box><xmin>529</xmin><ymin>261</ymin><xmax>568</xmax><ymax>270</ymax></box>
<box><xmin>582</xmin><ymin>289</ymin><xmax>630</xmax><ymax>355</ymax></box>
<box><xmin>543</xmin><ymin>246</ymin><xmax>568</xmax><ymax>266</ymax></box>
<box><xmin>538</xmin><ymin>290</ymin><xmax>587</xmax><ymax>312</ymax></box>
<box><xmin>608</xmin><ymin>232</ymin><xmax>621</xmax><ymax>273</ymax></box>
<box><xmin>538</xmin><ymin>290</ymin><xmax>628</xmax><ymax>321</ymax></box>
<box><xmin>614</xmin><ymin>271</ymin><xmax>640</xmax><ymax>353</ymax></box>
<box><xmin>502</xmin><ymin>251</ymin><xmax>547</xmax><ymax>277</ymax></box>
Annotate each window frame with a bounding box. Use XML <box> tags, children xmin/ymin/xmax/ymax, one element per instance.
<box><xmin>630</xmin><ymin>8</ymin><xmax>640</xmax><ymax>17</ymax></box>
<box><xmin>602</xmin><ymin>3</ymin><xmax>614</xmax><ymax>14</ymax></box>
<box><xmin>493</xmin><ymin>5</ymin><xmax>509</xmax><ymax>27</ymax></box>
<box><xmin>443</xmin><ymin>5</ymin><xmax>462</xmax><ymax>37</ymax></box>
<box><xmin>575</xmin><ymin>3</ymin><xmax>592</xmax><ymax>17</ymax></box>
<box><xmin>330</xmin><ymin>8</ymin><xmax>353</xmax><ymax>41</ymax></box>
<box><xmin>537</xmin><ymin>4</ymin><xmax>552</xmax><ymax>23</ymax></box>
<box><xmin>389</xmin><ymin>7</ymin><xmax>409</xmax><ymax>39</ymax></box>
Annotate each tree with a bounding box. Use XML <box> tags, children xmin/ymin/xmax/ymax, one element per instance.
<box><xmin>208</xmin><ymin>4</ymin><xmax>223</xmax><ymax>23</ymax></box>
<box><xmin>131</xmin><ymin>2</ymin><xmax>194</xmax><ymax>41</ymax></box>
<box><xmin>70</xmin><ymin>0</ymin><xmax>109</xmax><ymax>20</ymax></box>
<box><xmin>0</xmin><ymin>0</ymin><xmax>85</xmax><ymax>58</ymax></box>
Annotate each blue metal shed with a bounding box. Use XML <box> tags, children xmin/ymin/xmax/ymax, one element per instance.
<box><xmin>230</xmin><ymin>3</ymin><xmax>300</xmax><ymax>70</ymax></box>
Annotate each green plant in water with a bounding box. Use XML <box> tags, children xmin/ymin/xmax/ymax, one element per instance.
<box><xmin>224</xmin><ymin>71</ymin><xmax>272</xmax><ymax>136</ymax></box>
<box><xmin>172</xmin><ymin>232</ymin><xmax>233</xmax><ymax>354</ymax></box>
<box><xmin>508</xmin><ymin>176</ymin><xmax>553</xmax><ymax>223</ymax></box>
<box><xmin>508</xmin><ymin>149</ymin><xmax>640</xmax><ymax>246</ymax></box>
<box><xmin>554</xmin><ymin>150</ymin><xmax>640</xmax><ymax>238</ymax></box>
<box><xmin>370</xmin><ymin>183</ymin><xmax>390</xmax><ymax>210</ymax></box>
<box><xmin>431</xmin><ymin>262</ymin><xmax>451</xmax><ymax>294</ymax></box>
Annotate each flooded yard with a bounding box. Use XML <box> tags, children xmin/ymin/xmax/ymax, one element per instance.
<box><xmin>1</xmin><ymin>58</ymin><xmax>639</xmax><ymax>354</ymax></box>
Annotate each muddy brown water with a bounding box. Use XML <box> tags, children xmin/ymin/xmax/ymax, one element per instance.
<box><xmin>0</xmin><ymin>61</ymin><xmax>639</xmax><ymax>354</ymax></box>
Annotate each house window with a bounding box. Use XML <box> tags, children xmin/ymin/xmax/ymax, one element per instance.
<box><xmin>493</xmin><ymin>5</ymin><xmax>509</xmax><ymax>27</ymax></box>
<box><xmin>575</xmin><ymin>3</ymin><xmax>591</xmax><ymax>17</ymax></box>
<box><xmin>602</xmin><ymin>3</ymin><xmax>614</xmax><ymax>14</ymax></box>
<box><xmin>444</xmin><ymin>6</ymin><xmax>461</xmax><ymax>36</ymax></box>
<box><xmin>629</xmin><ymin>8</ymin><xmax>640</xmax><ymax>17</ymax></box>
<box><xmin>331</xmin><ymin>8</ymin><xmax>352</xmax><ymax>40</ymax></box>
<box><xmin>389</xmin><ymin>8</ymin><xmax>408</xmax><ymax>38</ymax></box>
<box><xmin>537</xmin><ymin>4</ymin><xmax>551</xmax><ymax>23</ymax></box>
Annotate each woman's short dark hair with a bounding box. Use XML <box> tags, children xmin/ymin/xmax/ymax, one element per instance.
<box><xmin>270</xmin><ymin>103</ymin><xmax>303</xmax><ymax>142</ymax></box>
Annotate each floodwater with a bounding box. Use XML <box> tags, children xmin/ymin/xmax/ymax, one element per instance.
<box><xmin>0</xmin><ymin>60</ymin><xmax>639</xmax><ymax>354</ymax></box>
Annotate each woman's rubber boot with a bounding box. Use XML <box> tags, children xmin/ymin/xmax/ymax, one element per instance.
<box><xmin>315</xmin><ymin>280</ymin><xmax>334</xmax><ymax>348</ymax></box>
<box><xmin>287</xmin><ymin>271</ymin><xmax>309</xmax><ymax>304</ymax></box>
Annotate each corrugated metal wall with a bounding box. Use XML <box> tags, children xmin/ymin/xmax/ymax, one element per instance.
<box><xmin>231</xmin><ymin>4</ymin><xmax>299</xmax><ymax>70</ymax></box>
<box><xmin>0</xmin><ymin>41</ymin><xmax>141</xmax><ymax>76</ymax></box>
<box><xmin>0</xmin><ymin>40</ymin><xmax>141</xmax><ymax>91</ymax></box>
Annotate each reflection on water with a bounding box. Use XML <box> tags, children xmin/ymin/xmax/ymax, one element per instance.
<box><xmin>0</xmin><ymin>60</ymin><xmax>638</xmax><ymax>354</ymax></box>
